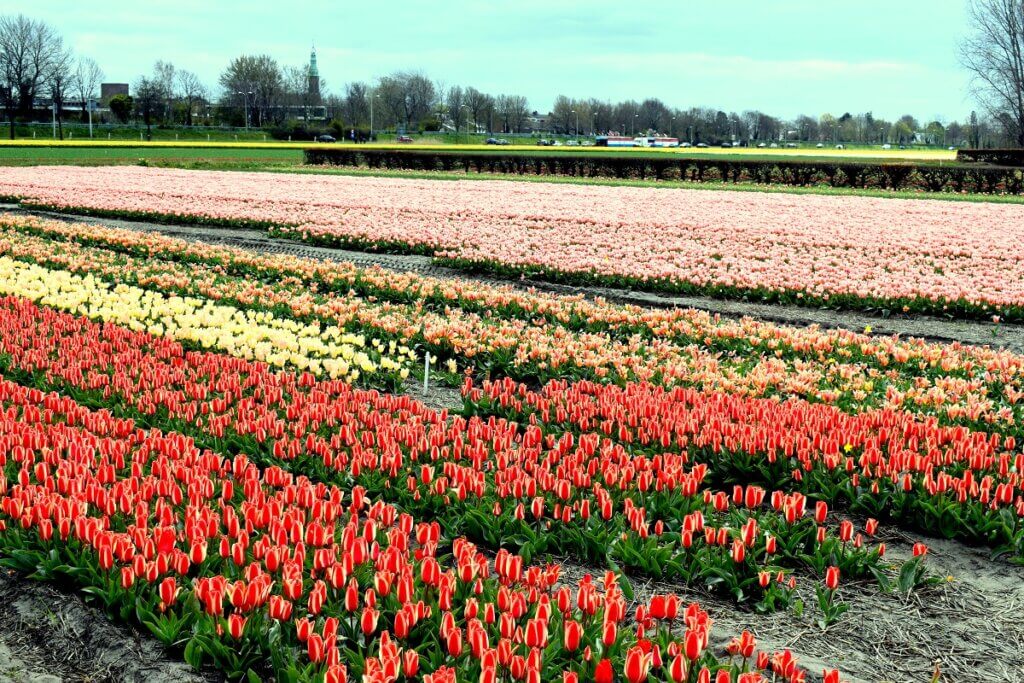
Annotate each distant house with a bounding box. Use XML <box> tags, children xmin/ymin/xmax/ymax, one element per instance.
<box><xmin>524</xmin><ymin>112</ymin><xmax>551</xmax><ymax>133</ymax></box>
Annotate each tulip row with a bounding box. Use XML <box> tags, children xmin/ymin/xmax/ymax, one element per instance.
<box><xmin>0</xmin><ymin>374</ymin><xmax>839</xmax><ymax>682</ymax></box>
<box><xmin>2</xmin><ymin>216</ymin><xmax>1022</xmax><ymax>437</ymax></box>
<box><xmin>464</xmin><ymin>377</ymin><xmax>1024</xmax><ymax>553</ymax></box>
<box><xmin>0</xmin><ymin>254</ymin><xmax>415</xmax><ymax>388</ymax></box>
<box><xmin>1</xmin><ymin>165</ymin><xmax>1023</xmax><ymax>319</ymax></box>
<box><xmin>0</xmin><ymin>295</ymin><xmax>916</xmax><ymax>610</ymax></box>
<box><xmin>1</xmin><ymin>223</ymin><xmax>1015</xmax><ymax>551</ymax></box>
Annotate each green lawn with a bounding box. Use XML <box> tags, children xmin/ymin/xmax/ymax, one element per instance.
<box><xmin>11</xmin><ymin>123</ymin><xmax>286</xmax><ymax>143</ymax></box>
<box><xmin>0</xmin><ymin>145</ymin><xmax>302</xmax><ymax>166</ymax></box>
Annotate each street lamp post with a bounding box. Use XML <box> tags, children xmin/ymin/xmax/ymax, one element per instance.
<box><xmin>592</xmin><ymin>111</ymin><xmax>597</xmax><ymax>135</ymax></box>
<box><xmin>461</xmin><ymin>104</ymin><xmax>470</xmax><ymax>142</ymax></box>
<box><xmin>370</xmin><ymin>93</ymin><xmax>377</xmax><ymax>142</ymax></box>
<box><xmin>236</xmin><ymin>91</ymin><xmax>252</xmax><ymax>131</ymax></box>
<box><xmin>571</xmin><ymin>109</ymin><xmax>578</xmax><ymax>139</ymax></box>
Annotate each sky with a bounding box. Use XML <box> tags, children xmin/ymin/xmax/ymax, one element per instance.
<box><xmin>16</xmin><ymin>0</ymin><xmax>975</xmax><ymax>121</ymax></box>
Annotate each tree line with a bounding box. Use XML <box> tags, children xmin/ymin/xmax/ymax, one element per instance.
<box><xmin>2</xmin><ymin>2</ymin><xmax>1023</xmax><ymax>146</ymax></box>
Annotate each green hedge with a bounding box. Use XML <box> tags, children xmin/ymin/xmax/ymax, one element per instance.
<box><xmin>306</xmin><ymin>148</ymin><xmax>1024</xmax><ymax>194</ymax></box>
<box><xmin>956</xmin><ymin>148</ymin><xmax>1024</xmax><ymax>167</ymax></box>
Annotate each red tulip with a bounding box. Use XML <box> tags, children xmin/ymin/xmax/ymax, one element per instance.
<box><xmin>446</xmin><ymin>627</ymin><xmax>463</xmax><ymax>657</ymax></box>
<box><xmin>684</xmin><ymin>630</ymin><xmax>703</xmax><ymax>660</ymax></box>
<box><xmin>602</xmin><ymin>620</ymin><xmax>617</xmax><ymax>647</ymax></box>
<box><xmin>361</xmin><ymin>608</ymin><xmax>379</xmax><ymax>635</ymax></box>
<box><xmin>227</xmin><ymin>613</ymin><xmax>246</xmax><ymax>639</ymax></box>
<box><xmin>325</xmin><ymin>665</ymin><xmax>348</xmax><ymax>683</ymax></box>
<box><xmin>402</xmin><ymin>651</ymin><xmax>419</xmax><ymax>677</ymax></box>
<box><xmin>563</xmin><ymin>620</ymin><xmax>583</xmax><ymax>652</ymax></box>
<box><xmin>307</xmin><ymin>633</ymin><xmax>325</xmax><ymax>663</ymax></box>
<box><xmin>825</xmin><ymin>566</ymin><xmax>840</xmax><ymax>591</ymax></box>
<box><xmin>624</xmin><ymin>646</ymin><xmax>651</xmax><ymax>683</ymax></box>
<box><xmin>669</xmin><ymin>654</ymin><xmax>688</xmax><ymax>682</ymax></box>
<box><xmin>594</xmin><ymin>659</ymin><xmax>614</xmax><ymax>683</ymax></box>
<box><xmin>158</xmin><ymin>576</ymin><xmax>178</xmax><ymax>608</ymax></box>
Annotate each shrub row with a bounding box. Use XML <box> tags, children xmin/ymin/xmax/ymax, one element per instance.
<box><xmin>956</xmin><ymin>148</ymin><xmax>1024</xmax><ymax>166</ymax></box>
<box><xmin>305</xmin><ymin>148</ymin><xmax>1024</xmax><ymax>194</ymax></box>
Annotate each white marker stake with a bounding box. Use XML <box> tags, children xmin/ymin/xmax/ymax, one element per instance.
<box><xmin>423</xmin><ymin>352</ymin><xmax>431</xmax><ymax>394</ymax></box>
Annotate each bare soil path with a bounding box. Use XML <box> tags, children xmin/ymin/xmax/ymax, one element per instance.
<box><xmin>0</xmin><ymin>569</ymin><xmax>217</xmax><ymax>683</ymax></box>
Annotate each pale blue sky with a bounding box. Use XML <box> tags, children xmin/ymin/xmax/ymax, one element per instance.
<box><xmin>18</xmin><ymin>0</ymin><xmax>973</xmax><ymax>120</ymax></box>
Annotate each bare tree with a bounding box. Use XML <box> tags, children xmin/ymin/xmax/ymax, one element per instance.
<box><xmin>445</xmin><ymin>85</ymin><xmax>465</xmax><ymax>133</ymax></box>
<box><xmin>219</xmin><ymin>55</ymin><xmax>284</xmax><ymax>127</ymax></box>
<box><xmin>153</xmin><ymin>60</ymin><xmax>176</xmax><ymax>124</ymax></box>
<box><xmin>374</xmin><ymin>75</ymin><xmax>405</xmax><ymax>130</ymax></box>
<box><xmin>465</xmin><ymin>87</ymin><xmax>491</xmax><ymax>133</ymax></box>
<box><xmin>0</xmin><ymin>14</ymin><xmax>62</xmax><ymax>138</ymax></box>
<box><xmin>374</xmin><ymin>71</ymin><xmax>436</xmax><ymax>131</ymax></box>
<box><xmin>134</xmin><ymin>76</ymin><xmax>163</xmax><ymax>139</ymax></box>
<box><xmin>73</xmin><ymin>56</ymin><xmax>104</xmax><ymax>123</ymax></box>
<box><xmin>342</xmin><ymin>82</ymin><xmax>369</xmax><ymax>127</ymax></box>
<box><xmin>495</xmin><ymin>94</ymin><xmax>530</xmax><ymax>134</ymax></box>
<box><xmin>403</xmin><ymin>71</ymin><xmax>436</xmax><ymax>130</ymax></box>
<box><xmin>639</xmin><ymin>97</ymin><xmax>669</xmax><ymax>132</ymax></box>
<box><xmin>550</xmin><ymin>95</ymin><xmax>576</xmax><ymax>134</ymax></box>
<box><xmin>505</xmin><ymin>95</ymin><xmax>529</xmax><ymax>133</ymax></box>
<box><xmin>177</xmin><ymin>69</ymin><xmax>207</xmax><ymax>126</ymax></box>
<box><xmin>961</xmin><ymin>0</ymin><xmax>1024</xmax><ymax>146</ymax></box>
<box><xmin>47</xmin><ymin>40</ymin><xmax>72</xmax><ymax>139</ymax></box>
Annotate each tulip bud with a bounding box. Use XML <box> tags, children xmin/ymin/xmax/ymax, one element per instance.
<box><xmin>825</xmin><ymin>566</ymin><xmax>840</xmax><ymax>591</ymax></box>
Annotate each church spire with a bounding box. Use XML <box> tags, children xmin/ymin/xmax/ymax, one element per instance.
<box><xmin>308</xmin><ymin>44</ymin><xmax>319</xmax><ymax>79</ymax></box>
<box><xmin>307</xmin><ymin>43</ymin><xmax>321</xmax><ymax>106</ymax></box>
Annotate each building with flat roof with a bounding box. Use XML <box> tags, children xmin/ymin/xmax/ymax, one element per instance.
<box><xmin>100</xmin><ymin>83</ymin><xmax>129</xmax><ymax>104</ymax></box>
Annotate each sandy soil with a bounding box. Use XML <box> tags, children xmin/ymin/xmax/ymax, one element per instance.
<box><xmin>0</xmin><ymin>569</ymin><xmax>217</xmax><ymax>683</ymax></box>
<box><xmin>553</xmin><ymin>527</ymin><xmax>1024</xmax><ymax>683</ymax></box>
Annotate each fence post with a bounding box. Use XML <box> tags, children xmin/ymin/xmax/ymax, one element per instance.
<box><xmin>423</xmin><ymin>352</ymin><xmax>431</xmax><ymax>394</ymax></box>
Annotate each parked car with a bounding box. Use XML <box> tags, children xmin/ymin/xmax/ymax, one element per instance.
<box><xmin>315</xmin><ymin>134</ymin><xmax>336</xmax><ymax>143</ymax></box>
<box><xmin>397</xmin><ymin>135</ymin><xmax>414</xmax><ymax>143</ymax></box>
<box><xmin>882</xmin><ymin>144</ymin><xmax>892</xmax><ymax>150</ymax></box>
<box><xmin>536</xmin><ymin>139</ymin><xmax>554</xmax><ymax>146</ymax></box>
<box><xmin>835</xmin><ymin>144</ymin><xmax>845</xmax><ymax>149</ymax></box>
<box><xmin>769</xmin><ymin>143</ymin><xmax>779</xmax><ymax>148</ymax></box>
<box><xmin>785</xmin><ymin>142</ymin><xmax>798</xmax><ymax>148</ymax></box>
<box><xmin>815</xmin><ymin>143</ymin><xmax>825</xmax><ymax>148</ymax></box>
<box><xmin>720</xmin><ymin>142</ymin><xmax>732</xmax><ymax>148</ymax></box>
<box><xmin>696</xmin><ymin>142</ymin><xmax>709</xmax><ymax>148</ymax></box>
<box><xmin>485</xmin><ymin>137</ymin><xmax>500</xmax><ymax>145</ymax></box>
<box><xmin>565</xmin><ymin>140</ymin><xmax>580</xmax><ymax>146</ymax></box>
<box><xmin>757</xmin><ymin>142</ymin><xmax>767</xmax><ymax>148</ymax></box>
<box><xmin>680</xmin><ymin>142</ymin><xmax>691</xmax><ymax>147</ymax></box>
<box><xmin>497</xmin><ymin>139</ymin><xmax>510</xmax><ymax>145</ymax></box>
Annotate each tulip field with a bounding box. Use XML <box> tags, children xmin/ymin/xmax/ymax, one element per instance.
<box><xmin>2</xmin><ymin>166</ymin><xmax>1024</xmax><ymax>320</ymax></box>
<box><xmin>0</xmin><ymin>171</ymin><xmax>1023</xmax><ymax>682</ymax></box>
